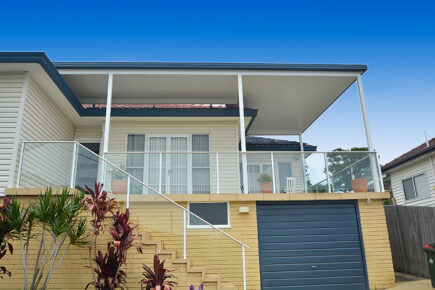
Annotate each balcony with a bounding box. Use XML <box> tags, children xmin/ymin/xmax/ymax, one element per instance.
<box><xmin>17</xmin><ymin>141</ymin><xmax>382</xmax><ymax>195</ymax></box>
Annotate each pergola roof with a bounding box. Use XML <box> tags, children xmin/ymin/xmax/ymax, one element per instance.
<box><xmin>0</xmin><ymin>52</ymin><xmax>367</xmax><ymax>134</ymax></box>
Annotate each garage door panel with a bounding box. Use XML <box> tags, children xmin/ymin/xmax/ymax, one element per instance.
<box><xmin>261</xmin><ymin>255</ymin><xmax>364</xmax><ymax>266</ymax></box>
<box><xmin>259</xmin><ymin>227</ymin><xmax>359</xmax><ymax>236</ymax></box>
<box><xmin>269</xmin><ymin>284</ymin><xmax>366</xmax><ymax>290</ymax></box>
<box><xmin>260</xmin><ymin>233</ymin><xmax>361</xmax><ymax>243</ymax></box>
<box><xmin>257</xmin><ymin>201</ymin><xmax>368</xmax><ymax>290</ymax></box>
<box><xmin>258</xmin><ymin>207</ymin><xmax>356</xmax><ymax>216</ymax></box>
<box><xmin>262</xmin><ymin>268</ymin><xmax>365</xmax><ymax>280</ymax></box>
<box><xmin>260</xmin><ymin>247</ymin><xmax>363</xmax><ymax>258</ymax></box>
<box><xmin>263</xmin><ymin>275</ymin><xmax>367</xmax><ymax>287</ymax></box>
<box><xmin>262</xmin><ymin>261</ymin><xmax>364</xmax><ymax>272</ymax></box>
<box><xmin>258</xmin><ymin>220</ymin><xmax>358</xmax><ymax>229</ymax></box>
<box><xmin>260</xmin><ymin>241</ymin><xmax>362</xmax><ymax>250</ymax></box>
<box><xmin>258</xmin><ymin>213</ymin><xmax>357</xmax><ymax>223</ymax></box>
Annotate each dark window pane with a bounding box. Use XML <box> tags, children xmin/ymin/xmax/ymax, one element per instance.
<box><xmin>189</xmin><ymin>203</ymin><xmax>228</xmax><ymax>226</ymax></box>
<box><xmin>403</xmin><ymin>178</ymin><xmax>416</xmax><ymax>200</ymax></box>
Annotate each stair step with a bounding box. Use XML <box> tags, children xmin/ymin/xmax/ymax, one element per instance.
<box><xmin>204</xmin><ymin>274</ymin><xmax>221</xmax><ymax>282</ymax></box>
<box><xmin>220</xmin><ymin>283</ymin><xmax>237</xmax><ymax>290</ymax></box>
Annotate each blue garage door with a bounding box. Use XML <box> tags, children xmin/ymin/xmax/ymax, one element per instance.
<box><xmin>257</xmin><ymin>201</ymin><xmax>368</xmax><ymax>290</ymax></box>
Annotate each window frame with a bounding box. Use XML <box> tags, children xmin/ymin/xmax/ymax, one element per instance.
<box><xmin>402</xmin><ymin>172</ymin><xmax>430</xmax><ymax>201</ymax></box>
<box><xmin>187</xmin><ymin>202</ymin><xmax>231</xmax><ymax>229</ymax></box>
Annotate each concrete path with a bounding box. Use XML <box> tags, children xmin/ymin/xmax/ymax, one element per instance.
<box><xmin>387</xmin><ymin>272</ymin><xmax>433</xmax><ymax>289</ymax></box>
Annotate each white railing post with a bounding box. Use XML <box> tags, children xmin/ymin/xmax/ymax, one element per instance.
<box><xmin>16</xmin><ymin>142</ymin><xmax>25</xmax><ymax>187</ymax></box>
<box><xmin>126</xmin><ymin>176</ymin><xmax>130</xmax><ymax>209</ymax></box>
<box><xmin>242</xmin><ymin>246</ymin><xmax>247</xmax><ymax>290</ymax></box>
<box><xmin>70</xmin><ymin>142</ymin><xmax>78</xmax><ymax>188</ymax></box>
<box><xmin>238</xmin><ymin>74</ymin><xmax>249</xmax><ymax>194</ymax></box>
<box><xmin>183</xmin><ymin>210</ymin><xmax>187</xmax><ymax>259</ymax></box>
<box><xmin>159</xmin><ymin>153</ymin><xmax>163</xmax><ymax>193</ymax></box>
<box><xmin>271</xmin><ymin>152</ymin><xmax>276</xmax><ymax>193</ymax></box>
<box><xmin>216</xmin><ymin>152</ymin><xmax>220</xmax><ymax>194</ymax></box>
<box><xmin>324</xmin><ymin>153</ymin><xmax>331</xmax><ymax>193</ymax></box>
<box><xmin>299</xmin><ymin>134</ymin><xmax>308</xmax><ymax>193</ymax></box>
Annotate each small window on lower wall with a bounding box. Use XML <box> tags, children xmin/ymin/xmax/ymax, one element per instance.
<box><xmin>402</xmin><ymin>173</ymin><xmax>430</xmax><ymax>200</ymax></box>
<box><xmin>188</xmin><ymin>202</ymin><xmax>230</xmax><ymax>228</ymax></box>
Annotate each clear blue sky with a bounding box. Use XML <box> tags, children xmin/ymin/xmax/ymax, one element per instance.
<box><xmin>1</xmin><ymin>0</ymin><xmax>434</xmax><ymax>164</ymax></box>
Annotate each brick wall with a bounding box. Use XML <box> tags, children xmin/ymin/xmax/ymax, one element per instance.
<box><xmin>358</xmin><ymin>199</ymin><xmax>396</xmax><ymax>289</ymax></box>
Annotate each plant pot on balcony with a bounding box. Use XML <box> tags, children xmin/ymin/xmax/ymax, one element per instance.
<box><xmin>351</xmin><ymin>178</ymin><xmax>368</xmax><ymax>192</ymax></box>
<box><xmin>260</xmin><ymin>182</ymin><xmax>273</xmax><ymax>193</ymax></box>
<box><xmin>111</xmin><ymin>180</ymin><xmax>128</xmax><ymax>194</ymax></box>
<box><xmin>423</xmin><ymin>245</ymin><xmax>435</xmax><ymax>288</ymax></box>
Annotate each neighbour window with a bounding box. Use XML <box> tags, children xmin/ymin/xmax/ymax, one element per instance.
<box><xmin>188</xmin><ymin>202</ymin><xmax>230</xmax><ymax>228</ymax></box>
<box><xmin>402</xmin><ymin>173</ymin><xmax>430</xmax><ymax>200</ymax></box>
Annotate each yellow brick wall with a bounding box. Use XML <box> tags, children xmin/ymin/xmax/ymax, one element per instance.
<box><xmin>358</xmin><ymin>200</ymin><xmax>395</xmax><ymax>289</ymax></box>
<box><xmin>0</xmin><ymin>195</ymin><xmax>260</xmax><ymax>289</ymax></box>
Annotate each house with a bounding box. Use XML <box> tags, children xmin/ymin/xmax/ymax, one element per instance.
<box><xmin>0</xmin><ymin>52</ymin><xmax>395</xmax><ymax>289</ymax></box>
<box><xmin>382</xmin><ymin>137</ymin><xmax>435</xmax><ymax>206</ymax></box>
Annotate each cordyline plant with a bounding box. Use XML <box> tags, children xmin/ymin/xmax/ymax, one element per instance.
<box><xmin>0</xmin><ymin>197</ymin><xmax>13</xmax><ymax>278</ymax></box>
<box><xmin>140</xmin><ymin>254</ymin><xmax>177</xmax><ymax>290</ymax></box>
<box><xmin>86</xmin><ymin>209</ymin><xmax>143</xmax><ymax>289</ymax></box>
<box><xmin>81</xmin><ymin>182</ymin><xmax>118</xmax><ymax>285</ymax></box>
<box><xmin>2</xmin><ymin>188</ymin><xmax>87</xmax><ymax>289</ymax></box>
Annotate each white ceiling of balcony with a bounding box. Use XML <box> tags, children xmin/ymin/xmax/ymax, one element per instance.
<box><xmin>60</xmin><ymin>73</ymin><xmax>358</xmax><ymax>135</ymax></box>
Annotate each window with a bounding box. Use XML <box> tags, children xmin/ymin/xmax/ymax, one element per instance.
<box><xmin>188</xmin><ymin>202</ymin><xmax>230</xmax><ymax>228</ymax></box>
<box><xmin>126</xmin><ymin>134</ymin><xmax>210</xmax><ymax>194</ymax></box>
<box><xmin>402</xmin><ymin>173</ymin><xmax>430</xmax><ymax>200</ymax></box>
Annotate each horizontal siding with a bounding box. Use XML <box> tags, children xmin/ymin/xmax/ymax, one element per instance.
<box><xmin>390</xmin><ymin>156</ymin><xmax>435</xmax><ymax>206</ymax></box>
<box><xmin>0</xmin><ymin>74</ymin><xmax>25</xmax><ymax>194</ymax></box>
<box><xmin>17</xmin><ymin>78</ymin><xmax>75</xmax><ymax>188</ymax></box>
<box><xmin>74</xmin><ymin>126</ymin><xmax>102</xmax><ymax>141</ymax></box>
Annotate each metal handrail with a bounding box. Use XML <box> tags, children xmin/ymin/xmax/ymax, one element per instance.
<box><xmin>19</xmin><ymin>141</ymin><xmax>249</xmax><ymax>249</ymax></box>
<box><xmin>105</xmin><ymin>150</ymin><xmax>378</xmax><ymax>154</ymax></box>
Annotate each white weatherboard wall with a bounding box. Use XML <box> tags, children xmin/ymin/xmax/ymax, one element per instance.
<box><xmin>0</xmin><ymin>73</ymin><xmax>26</xmax><ymax>194</ymax></box>
<box><xmin>15</xmin><ymin>78</ymin><xmax>75</xmax><ymax>188</ymax></box>
<box><xmin>390</xmin><ymin>155</ymin><xmax>435</xmax><ymax>206</ymax></box>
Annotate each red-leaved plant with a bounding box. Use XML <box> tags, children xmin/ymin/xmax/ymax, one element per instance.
<box><xmin>82</xmin><ymin>182</ymin><xmax>118</xmax><ymax>284</ymax></box>
<box><xmin>140</xmin><ymin>254</ymin><xmax>177</xmax><ymax>290</ymax></box>
<box><xmin>0</xmin><ymin>197</ymin><xmax>13</xmax><ymax>278</ymax></box>
<box><xmin>86</xmin><ymin>208</ymin><xmax>143</xmax><ymax>289</ymax></box>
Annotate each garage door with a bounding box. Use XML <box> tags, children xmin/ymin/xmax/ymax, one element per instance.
<box><xmin>257</xmin><ymin>201</ymin><xmax>368</xmax><ymax>290</ymax></box>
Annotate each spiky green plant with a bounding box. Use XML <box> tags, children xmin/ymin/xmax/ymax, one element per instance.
<box><xmin>3</xmin><ymin>188</ymin><xmax>88</xmax><ymax>290</ymax></box>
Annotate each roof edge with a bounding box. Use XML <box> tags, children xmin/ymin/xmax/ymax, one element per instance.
<box><xmin>382</xmin><ymin>146</ymin><xmax>435</xmax><ymax>172</ymax></box>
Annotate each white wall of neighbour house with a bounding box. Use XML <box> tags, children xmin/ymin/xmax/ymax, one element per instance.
<box><xmin>74</xmin><ymin>126</ymin><xmax>103</xmax><ymax>143</ymax></box>
<box><xmin>390</xmin><ymin>155</ymin><xmax>435</xmax><ymax>206</ymax></box>
<box><xmin>0</xmin><ymin>73</ymin><xmax>27</xmax><ymax>194</ymax></box>
<box><xmin>107</xmin><ymin>120</ymin><xmax>241</xmax><ymax>193</ymax></box>
<box><xmin>15</xmin><ymin>78</ymin><xmax>75</xmax><ymax>188</ymax></box>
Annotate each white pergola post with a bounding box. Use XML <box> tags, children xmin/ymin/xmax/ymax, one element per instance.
<box><xmin>101</xmin><ymin>74</ymin><xmax>114</xmax><ymax>187</ymax></box>
<box><xmin>103</xmin><ymin>74</ymin><xmax>114</xmax><ymax>155</ymax></box>
<box><xmin>299</xmin><ymin>134</ymin><xmax>308</xmax><ymax>193</ymax></box>
<box><xmin>238</xmin><ymin>74</ymin><xmax>249</xmax><ymax>193</ymax></box>
<box><xmin>356</xmin><ymin>75</ymin><xmax>382</xmax><ymax>192</ymax></box>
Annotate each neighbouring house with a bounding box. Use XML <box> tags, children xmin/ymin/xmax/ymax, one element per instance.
<box><xmin>0</xmin><ymin>52</ymin><xmax>394</xmax><ymax>289</ymax></box>
<box><xmin>382</xmin><ymin>138</ymin><xmax>435</xmax><ymax>206</ymax></box>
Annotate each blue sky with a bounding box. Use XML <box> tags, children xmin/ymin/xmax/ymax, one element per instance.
<box><xmin>1</xmin><ymin>0</ymin><xmax>434</xmax><ymax>163</ymax></box>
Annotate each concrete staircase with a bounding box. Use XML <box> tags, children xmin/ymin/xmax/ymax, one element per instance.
<box><xmin>138</xmin><ymin>230</ymin><xmax>238</xmax><ymax>290</ymax></box>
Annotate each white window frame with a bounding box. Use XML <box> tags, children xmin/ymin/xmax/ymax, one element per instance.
<box><xmin>125</xmin><ymin>133</ymin><xmax>211</xmax><ymax>194</ymax></box>
<box><xmin>187</xmin><ymin>202</ymin><xmax>231</xmax><ymax>229</ymax></box>
<box><xmin>402</xmin><ymin>172</ymin><xmax>431</xmax><ymax>201</ymax></box>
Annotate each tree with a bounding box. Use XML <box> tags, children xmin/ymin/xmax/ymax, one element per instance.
<box><xmin>326</xmin><ymin>147</ymin><xmax>370</xmax><ymax>192</ymax></box>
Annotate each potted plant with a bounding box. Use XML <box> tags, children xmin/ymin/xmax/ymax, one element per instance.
<box><xmin>140</xmin><ymin>254</ymin><xmax>177</xmax><ymax>290</ymax></box>
<box><xmin>110</xmin><ymin>165</ymin><xmax>128</xmax><ymax>194</ymax></box>
<box><xmin>423</xmin><ymin>242</ymin><xmax>435</xmax><ymax>287</ymax></box>
<box><xmin>351</xmin><ymin>171</ymin><xmax>368</xmax><ymax>192</ymax></box>
<box><xmin>257</xmin><ymin>173</ymin><xmax>273</xmax><ymax>193</ymax></box>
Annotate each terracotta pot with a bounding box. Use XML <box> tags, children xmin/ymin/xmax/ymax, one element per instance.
<box><xmin>351</xmin><ymin>178</ymin><xmax>368</xmax><ymax>192</ymax></box>
<box><xmin>111</xmin><ymin>180</ymin><xmax>128</xmax><ymax>194</ymax></box>
<box><xmin>260</xmin><ymin>181</ymin><xmax>273</xmax><ymax>193</ymax></box>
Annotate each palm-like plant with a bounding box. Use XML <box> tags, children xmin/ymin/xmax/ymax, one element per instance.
<box><xmin>3</xmin><ymin>188</ymin><xmax>87</xmax><ymax>289</ymax></box>
<box><xmin>140</xmin><ymin>255</ymin><xmax>177</xmax><ymax>290</ymax></box>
